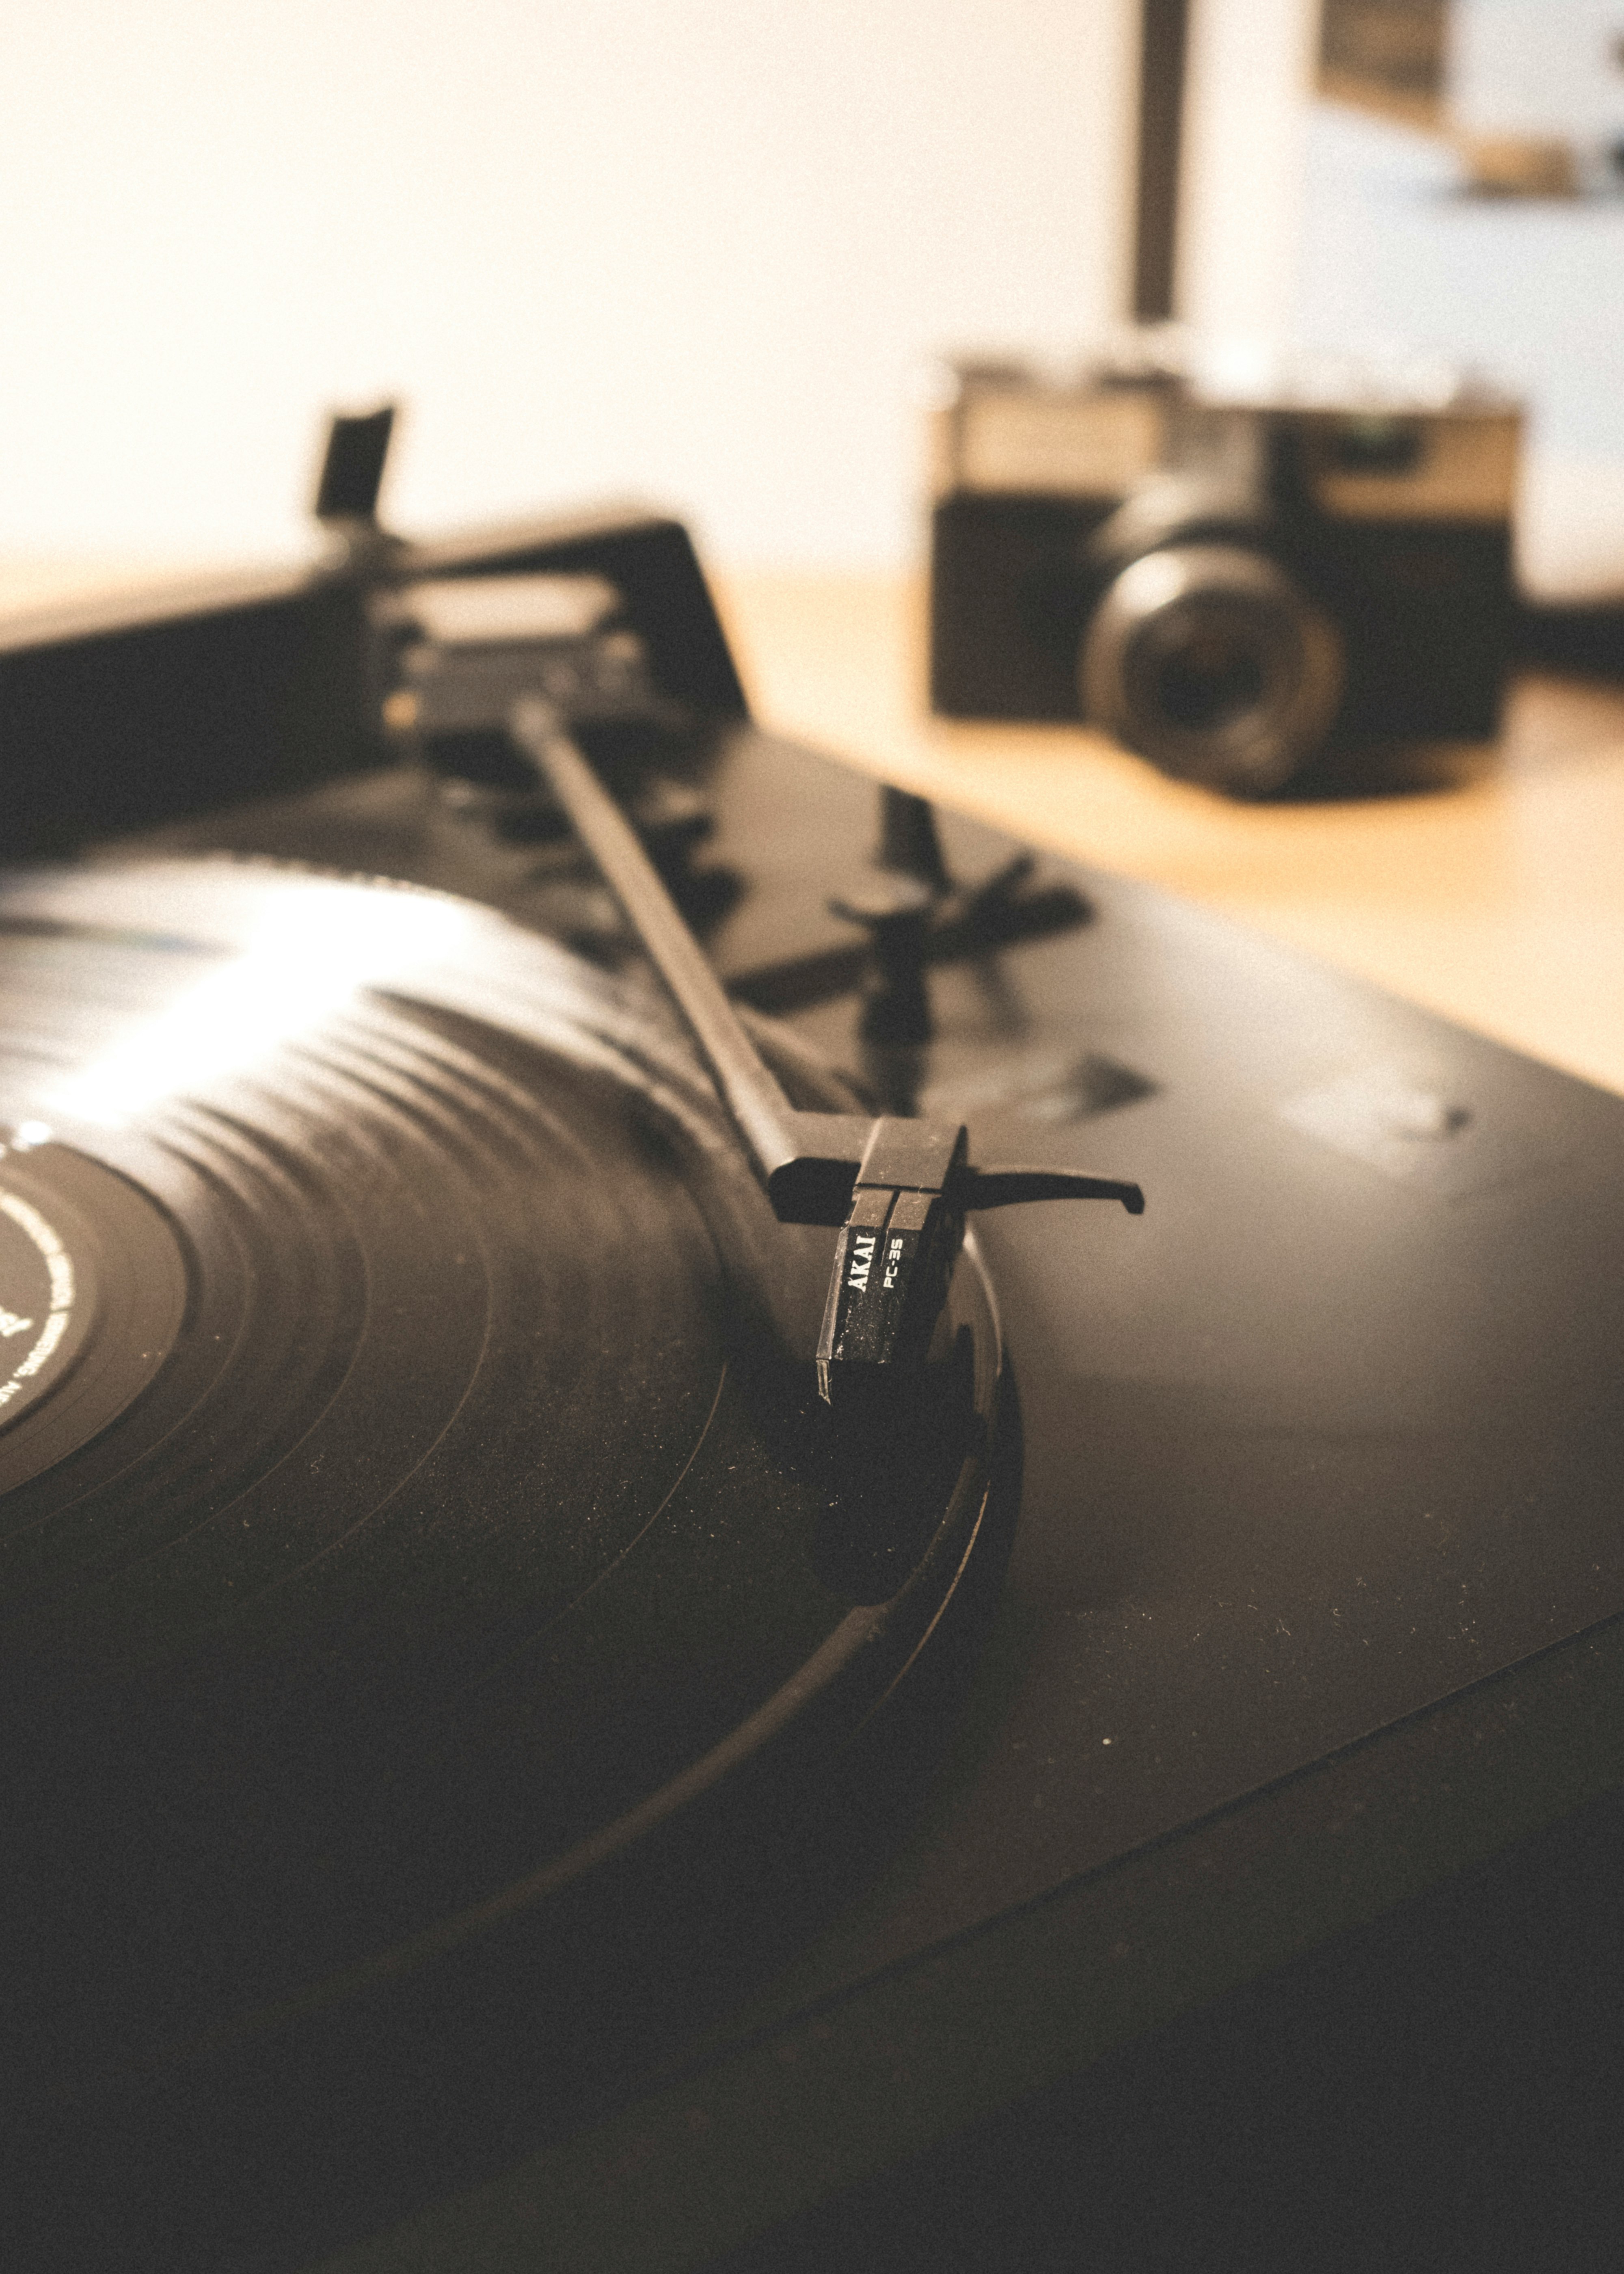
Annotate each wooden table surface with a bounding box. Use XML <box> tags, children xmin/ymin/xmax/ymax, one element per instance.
<box><xmin>717</xmin><ymin>571</ymin><xmax>1624</xmax><ymax>1100</ymax></box>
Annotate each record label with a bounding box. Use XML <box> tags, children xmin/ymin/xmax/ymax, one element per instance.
<box><xmin>0</xmin><ymin>1140</ymin><xmax>186</xmax><ymax>1496</ymax></box>
<box><xmin>0</xmin><ymin>1180</ymin><xmax>88</xmax><ymax>1428</ymax></box>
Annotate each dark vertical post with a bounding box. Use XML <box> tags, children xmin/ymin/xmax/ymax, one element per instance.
<box><xmin>1133</xmin><ymin>0</ymin><xmax>1191</xmax><ymax>321</ymax></box>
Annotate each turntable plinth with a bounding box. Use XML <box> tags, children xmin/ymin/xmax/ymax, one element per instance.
<box><xmin>4</xmin><ymin>550</ymin><xmax>1624</xmax><ymax>2274</ymax></box>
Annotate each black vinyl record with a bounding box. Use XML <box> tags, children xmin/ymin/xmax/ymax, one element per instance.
<box><xmin>0</xmin><ymin>859</ymin><xmax>1008</xmax><ymax>2224</ymax></box>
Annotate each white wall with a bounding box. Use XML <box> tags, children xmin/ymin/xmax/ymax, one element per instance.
<box><xmin>1174</xmin><ymin>0</ymin><xmax>1624</xmax><ymax>597</ymax></box>
<box><xmin>0</xmin><ymin>1</ymin><xmax>1136</xmax><ymax>570</ymax></box>
<box><xmin>1175</xmin><ymin>0</ymin><xmax>1318</xmax><ymax>340</ymax></box>
<box><xmin>1448</xmin><ymin>0</ymin><xmax>1624</xmax><ymax>142</ymax></box>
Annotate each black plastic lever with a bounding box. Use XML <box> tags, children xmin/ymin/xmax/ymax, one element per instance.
<box><xmin>313</xmin><ymin>405</ymin><xmax>396</xmax><ymax>527</ymax></box>
<box><xmin>959</xmin><ymin>1166</ymin><xmax>1146</xmax><ymax>1212</ymax></box>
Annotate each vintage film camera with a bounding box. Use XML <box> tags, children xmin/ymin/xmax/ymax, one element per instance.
<box><xmin>928</xmin><ymin>349</ymin><xmax>1522</xmax><ymax>795</ymax></box>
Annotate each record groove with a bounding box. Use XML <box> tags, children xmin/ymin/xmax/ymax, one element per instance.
<box><xmin>0</xmin><ymin>858</ymin><xmax>1006</xmax><ymax>2111</ymax></box>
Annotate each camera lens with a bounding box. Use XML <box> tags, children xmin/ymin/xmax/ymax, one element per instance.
<box><xmin>1080</xmin><ymin>545</ymin><xmax>1344</xmax><ymax>795</ymax></box>
<box><xmin>1151</xmin><ymin>625</ymin><xmax>1266</xmax><ymax>732</ymax></box>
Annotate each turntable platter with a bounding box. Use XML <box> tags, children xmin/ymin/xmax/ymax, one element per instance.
<box><xmin>0</xmin><ymin>860</ymin><xmax>1007</xmax><ymax>2116</ymax></box>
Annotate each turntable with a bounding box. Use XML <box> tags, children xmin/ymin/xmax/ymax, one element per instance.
<box><xmin>2</xmin><ymin>428</ymin><xmax>1622</xmax><ymax>2271</ymax></box>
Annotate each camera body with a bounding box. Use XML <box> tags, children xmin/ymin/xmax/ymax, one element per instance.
<box><xmin>929</xmin><ymin>356</ymin><xmax>1522</xmax><ymax>794</ymax></box>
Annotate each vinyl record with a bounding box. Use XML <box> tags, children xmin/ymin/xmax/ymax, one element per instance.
<box><xmin>0</xmin><ymin>859</ymin><xmax>1008</xmax><ymax>2130</ymax></box>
